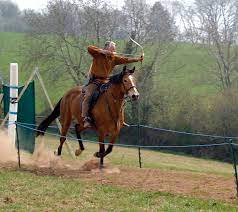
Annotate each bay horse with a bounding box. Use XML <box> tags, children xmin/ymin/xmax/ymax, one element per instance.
<box><xmin>36</xmin><ymin>66</ymin><xmax>139</xmax><ymax>166</ymax></box>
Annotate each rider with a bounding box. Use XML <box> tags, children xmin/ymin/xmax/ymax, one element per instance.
<box><xmin>82</xmin><ymin>41</ymin><xmax>143</xmax><ymax>128</ymax></box>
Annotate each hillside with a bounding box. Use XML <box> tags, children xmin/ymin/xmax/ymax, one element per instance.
<box><xmin>0</xmin><ymin>32</ymin><xmax>219</xmax><ymax>108</ymax></box>
<box><xmin>158</xmin><ymin>43</ymin><xmax>218</xmax><ymax>95</ymax></box>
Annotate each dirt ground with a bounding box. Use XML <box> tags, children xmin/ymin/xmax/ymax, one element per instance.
<box><xmin>0</xmin><ymin>131</ymin><xmax>237</xmax><ymax>204</ymax></box>
<box><xmin>0</xmin><ymin>159</ymin><xmax>237</xmax><ymax>203</ymax></box>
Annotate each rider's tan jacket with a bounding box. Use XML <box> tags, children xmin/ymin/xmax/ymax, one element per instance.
<box><xmin>88</xmin><ymin>45</ymin><xmax>140</xmax><ymax>81</ymax></box>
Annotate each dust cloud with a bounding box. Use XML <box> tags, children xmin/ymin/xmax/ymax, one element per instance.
<box><xmin>0</xmin><ymin>130</ymin><xmax>17</xmax><ymax>163</ymax></box>
<box><xmin>0</xmin><ymin>130</ymin><xmax>120</xmax><ymax>173</ymax></box>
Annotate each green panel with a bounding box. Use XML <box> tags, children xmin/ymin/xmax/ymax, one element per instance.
<box><xmin>3</xmin><ymin>81</ymin><xmax>35</xmax><ymax>153</ymax></box>
<box><xmin>0</xmin><ymin>84</ymin><xmax>3</xmax><ymax>119</ymax></box>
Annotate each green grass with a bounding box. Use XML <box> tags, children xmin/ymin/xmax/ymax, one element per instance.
<box><xmin>42</xmin><ymin>136</ymin><xmax>232</xmax><ymax>177</ymax></box>
<box><xmin>0</xmin><ymin>32</ymin><xmax>75</xmax><ymax>113</ymax></box>
<box><xmin>157</xmin><ymin>43</ymin><xmax>219</xmax><ymax>96</ymax></box>
<box><xmin>0</xmin><ymin>32</ymin><xmax>25</xmax><ymax>82</ymax></box>
<box><xmin>0</xmin><ymin>169</ymin><xmax>237</xmax><ymax>211</ymax></box>
<box><xmin>0</xmin><ymin>32</ymin><xmax>221</xmax><ymax>114</ymax></box>
<box><xmin>0</xmin><ymin>135</ymin><xmax>237</xmax><ymax>210</ymax></box>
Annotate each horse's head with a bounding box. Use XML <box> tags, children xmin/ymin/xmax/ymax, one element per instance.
<box><xmin>121</xmin><ymin>66</ymin><xmax>139</xmax><ymax>101</ymax></box>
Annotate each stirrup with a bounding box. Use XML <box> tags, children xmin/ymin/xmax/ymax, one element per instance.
<box><xmin>123</xmin><ymin>122</ymin><xmax>130</xmax><ymax>127</ymax></box>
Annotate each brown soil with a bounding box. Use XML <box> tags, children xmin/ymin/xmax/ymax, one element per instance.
<box><xmin>0</xmin><ymin>132</ymin><xmax>237</xmax><ymax>203</ymax></box>
<box><xmin>0</xmin><ymin>159</ymin><xmax>237</xmax><ymax>203</ymax></box>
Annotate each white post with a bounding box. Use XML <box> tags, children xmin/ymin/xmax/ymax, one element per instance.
<box><xmin>8</xmin><ymin>63</ymin><xmax>18</xmax><ymax>149</ymax></box>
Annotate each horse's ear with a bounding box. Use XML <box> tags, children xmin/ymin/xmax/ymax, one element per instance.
<box><xmin>129</xmin><ymin>66</ymin><xmax>135</xmax><ymax>74</ymax></box>
<box><xmin>123</xmin><ymin>66</ymin><xmax>127</xmax><ymax>74</ymax></box>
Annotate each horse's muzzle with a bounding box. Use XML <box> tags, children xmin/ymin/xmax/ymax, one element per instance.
<box><xmin>132</xmin><ymin>94</ymin><xmax>139</xmax><ymax>101</ymax></box>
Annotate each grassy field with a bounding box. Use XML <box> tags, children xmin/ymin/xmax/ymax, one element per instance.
<box><xmin>0</xmin><ymin>32</ymin><xmax>219</xmax><ymax>112</ymax></box>
<box><xmin>158</xmin><ymin>43</ymin><xmax>218</xmax><ymax>96</ymax></box>
<box><xmin>0</xmin><ymin>170</ymin><xmax>237</xmax><ymax>211</ymax></box>
<box><xmin>0</xmin><ymin>135</ymin><xmax>238</xmax><ymax>210</ymax></box>
<box><xmin>0</xmin><ymin>32</ymin><xmax>25</xmax><ymax>81</ymax></box>
<box><xmin>0</xmin><ymin>32</ymin><xmax>75</xmax><ymax>113</ymax></box>
<box><xmin>41</xmin><ymin>136</ymin><xmax>232</xmax><ymax>177</ymax></box>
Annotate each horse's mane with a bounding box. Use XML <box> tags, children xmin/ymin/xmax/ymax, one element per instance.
<box><xmin>109</xmin><ymin>71</ymin><xmax>123</xmax><ymax>84</ymax></box>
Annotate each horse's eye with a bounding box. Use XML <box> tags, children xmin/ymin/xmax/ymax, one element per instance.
<box><xmin>124</xmin><ymin>79</ymin><xmax>127</xmax><ymax>82</ymax></box>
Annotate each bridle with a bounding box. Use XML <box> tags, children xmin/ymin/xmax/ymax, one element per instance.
<box><xmin>124</xmin><ymin>85</ymin><xmax>136</xmax><ymax>94</ymax></box>
<box><xmin>110</xmin><ymin>77</ymin><xmax>137</xmax><ymax>102</ymax></box>
<box><xmin>122</xmin><ymin>76</ymin><xmax>137</xmax><ymax>101</ymax></box>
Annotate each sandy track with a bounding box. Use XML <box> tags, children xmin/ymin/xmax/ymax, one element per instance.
<box><xmin>0</xmin><ymin>159</ymin><xmax>236</xmax><ymax>203</ymax></box>
<box><xmin>0</xmin><ymin>130</ymin><xmax>237</xmax><ymax>203</ymax></box>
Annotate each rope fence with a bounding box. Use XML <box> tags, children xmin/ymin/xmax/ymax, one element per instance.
<box><xmin>15</xmin><ymin>122</ymin><xmax>232</xmax><ymax>149</ymax></box>
<box><xmin>2</xmin><ymin>118</ymin><xmax>238</xmax><ymax>141</ymax></box>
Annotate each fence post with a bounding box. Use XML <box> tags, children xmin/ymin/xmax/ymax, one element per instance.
<box><xmin>8</xmin><ymin>63</ymin><xmax>18</xmax><ymax>149</ymax></box>
<box><xmin>15</xmin><ymin>122</ymin><xmax>21</xmax><ymax>168</ymax></box>
<box><xmin>137</xmin><ymin>100</ymin><xmax>142</xmax><ymax>168</ymax></box>
<box><xmin>137</xmin><ymin>123</ymin><xmax>142</xmax><ymax>168</ymax></box>
<box><xmin>138</xmin><ymin>124</ymin><xmax>142</xmax><ymax>168</ymax></box>
<box><xmin>228</xmin><ymin>139</ymin><xmax>238</xmax><ymax>197</ymax></box>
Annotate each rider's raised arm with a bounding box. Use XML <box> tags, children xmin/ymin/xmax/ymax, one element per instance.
<box><xmin>114</xmin><ymin>55</ymin><xmax>142</xmax><ymax>65</ymax></box>
<box><xmin>88</xmin><ymin>45</ymin><xmax>114</xmax><ymax>57</ymax></box>
<box><xmin>88</xmin><ymin>45</ymin><xmax>101</xmax><ymax>57</ymax></box>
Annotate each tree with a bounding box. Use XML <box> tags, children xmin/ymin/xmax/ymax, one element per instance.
<box><xmin>22</xmin><ymin>0</ymin><xmax>91</xmax><ymax>84</ymax></box>
<box><xmin>22</xmin><ymin>0</ymin><xmax>122</xmax><ymax>84</ymax></box>
<box><xmin>0</xmin><ymin>0</ymin><xmax>19</xmax><ymax>18</ymax></box>
<box><xmin>0</xmin><ymin>0</ymin><xmax>27</xmax><ymax>32</ymax></box>
<box><xmin>122</xmin><ymin>0</ymin><xmax>177</xmax><ymax>124</ymax></box>
<box><xmin>178</xmin><ymin>0</ymin><xmax>238</xmax><ymax>90</ymax></box>
<box><xmin>80</xmin><ymin>0</ymin><xmax>119</xmax><ymax>44</ymax></box>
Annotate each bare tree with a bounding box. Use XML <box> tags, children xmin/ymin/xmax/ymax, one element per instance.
<box><xmin>0</xmin><ymin>0</ymin><xmax>27</xmax><ymax>32</ymax></box>
<box><xmin>178</xmin><ymin>0</ymin><xmax>238</xmax><ymax>90</ymax></box>
<box><xmin>22</xmin><ymin>0</ymin><xmax>123</xmax><ymax>85</ymax></box>
<box><xmin>121</xmin><ymin>0</ymin><xmax>177</xmax><ymax>124</ymax></box>
<box><xmin>22</xmin><ymin>0</ymin><xmax>93</xmax><ymax>84</ymax></box>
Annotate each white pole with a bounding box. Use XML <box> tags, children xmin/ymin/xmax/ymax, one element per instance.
<box><xmin>8</xmin><ymin>63</ymin><xmax>18</xmax><ymax>149</ymax></box>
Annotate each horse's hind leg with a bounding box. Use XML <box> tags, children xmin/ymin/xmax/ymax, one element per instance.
<box><xmin>56</xmin><ymin>118</ymin><xmax>71</xmax><ymax>156</ymax></box>
<box><xmin>75</xmin><ymin>124</ymin><xmax>85</xmax><ymax>156</ymax></box>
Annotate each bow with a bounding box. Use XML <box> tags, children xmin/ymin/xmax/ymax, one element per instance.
<box><xmin>129</xmin><ymin>36</ymin><xmax>144</xmax><ymax>59</ymax></box>
<box><xmin>113</xmin><ymin>29</ymin><xmax>144</xmax><ymax>61</ymax></box>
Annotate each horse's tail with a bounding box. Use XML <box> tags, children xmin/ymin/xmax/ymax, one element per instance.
<box><xmin>36</xmin><ymin>98</ymin><xmax>62</xmax><ymax>137</ymax></box>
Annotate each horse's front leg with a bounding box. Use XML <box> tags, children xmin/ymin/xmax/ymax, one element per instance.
<box><xmin>94</xmin><ymin>134</ymin><xmax>105</xmax><ymax>168</ymax></box>
<box><xmin>103</xmin><ymin>134</ymin><xmax>118</xmax><ymax>158</ymax></box>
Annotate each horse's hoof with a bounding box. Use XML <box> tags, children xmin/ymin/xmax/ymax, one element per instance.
<box><xmin>54</xmin><ymin>150</ymin><xmax>60</xmax><ymax>156</ymax></box>
<box><xmin>75</xmin><ymin>149</ymin><xmax>82</xmax><ymax>156</ymax></box>
<box><xmin>94</xmin><ymin>152</ymin><xmax>101</xmax><ymax>158</ymax></box>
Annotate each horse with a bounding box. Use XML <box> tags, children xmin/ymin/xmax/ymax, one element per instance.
<box><xmin>36</xmin><ymin>66</ymin><xmax>139</xmax><ymax>167</ymax></box>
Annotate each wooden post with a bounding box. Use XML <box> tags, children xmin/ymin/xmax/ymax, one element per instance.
<box><xmin>137</xmin><ymin>100</ymin><xmax>142</xmax><ymax>168</ymax></box>
<box><xmin>15</xmin><ymin>123</ymin><xmax>21</xmax><ymax>168</ymax></box>
<box><xmin>229</xmin><ymin>139</ymin><xmax>238</xmax><ymax>197</ymax></box>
